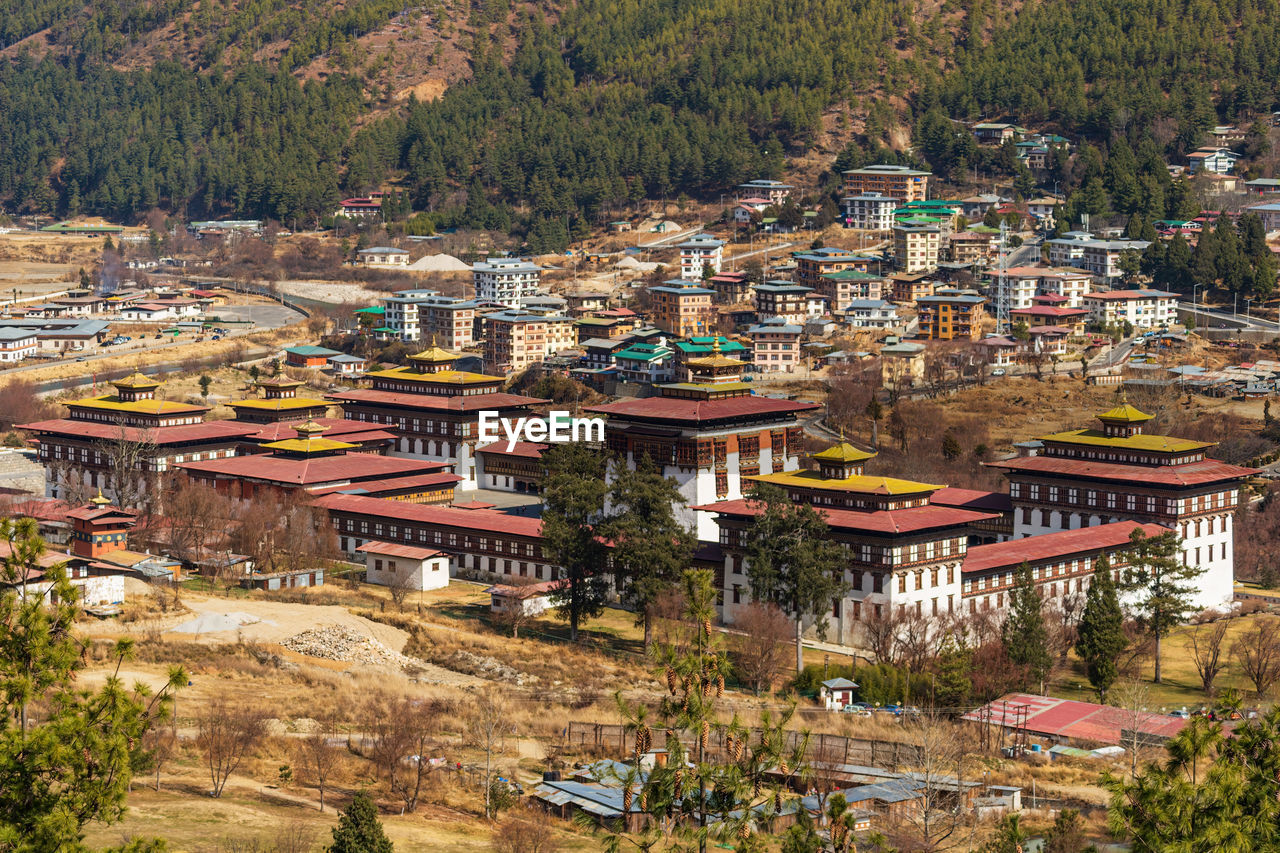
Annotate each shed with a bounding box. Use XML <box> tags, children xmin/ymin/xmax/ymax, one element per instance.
<box><xmin>820</xmin><ymin>677</ymin><xmax>859</xmax><ymax>711</ymax></box>
<box><xmin>488</xmin><ymin>579</ymin><xmax>560</xmax><ymax>617</ymax></box>
<box><xmin>357</xmin><ymin>541</ymin><xmax>450</xmax><ymax>592</ymax></box>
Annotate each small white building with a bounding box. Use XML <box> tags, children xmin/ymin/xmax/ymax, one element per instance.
<box><xmin>356</xmin><ymin>247</ymin><xmax>410</xmax><ymax>269</ymax></box>
<box><xmin>357</xmin><ymin>541</ymin><xmax>450</xmax><ymax>591</ymax></box>
<box><xmin>844</xmin><ymin>299</ymin><xmax>900</xmax><ymax>329</ymax></box>
<box><xmin>488</xmin><ymin>579</ymin><xmax>560</xmax><ymax>617</ymax></box>
<box><xmin>819</xmin><ymin>677</ymin><xmax>859</xmax><ymax>711</ymax></box>
<box><xmin>118</xmin><ymin>300</ymin><xmax>202</xmax><ymax>321</ymax></box>
<box><xmin>327</xmin><ymin>353</ymin><xmax>367</xmax><ymax>376</ymax></box>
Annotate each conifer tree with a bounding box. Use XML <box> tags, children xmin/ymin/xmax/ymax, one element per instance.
<box><xmin>327</xmin><ymin>792</ymin><xmax>394</xmax><ymax>853</ymax></box>
<box><xmin>742</xmin><ymin>484</ymin><xmax>850</xmax><ymax>672</ymax></box>
<box><xmin>1001</xmin><ymin>561</ymin><xmax>1052</xmax><ymax>691</ymax></box>
<box><xmin>1120</xmin><ymin>529</ymin><xmax>1202</xmax><ymax>684</ymax></box>
<box><xmin>601</xmin><ymin>455</ymin><xmax>696</xmax><ymax>652</ymax></box>
<box><xmin>1076</xmin><ymin>554</ymin><xmax>1126</xmax><ymax>700</ymax></box>
<box><xmin>541</xmin><ymin>443</ymin><xmax>609</xmax><ymax>642</ymax></box>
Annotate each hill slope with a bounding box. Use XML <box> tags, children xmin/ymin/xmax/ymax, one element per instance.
<box><xmin>0</xmin><ymin>0</ymin><xmax>1278</xmax><ymax>243</ymax></box>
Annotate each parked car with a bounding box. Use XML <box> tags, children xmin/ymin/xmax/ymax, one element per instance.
<box><xmin>991</xmin><ymin>367</ymin><xmax>1007</xmax><ymax>376</ymax></box>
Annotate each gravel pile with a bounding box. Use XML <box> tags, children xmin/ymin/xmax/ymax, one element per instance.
<box><xmin>282</xmin><ymin>625</ymin><xmax>421</xmax><ymax>671</ymax></box>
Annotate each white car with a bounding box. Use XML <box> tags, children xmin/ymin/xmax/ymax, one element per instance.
<box><xmin>991</xmin><ymin>368</ymin><xmax>1007</xmax><ymax>377</ymax></box>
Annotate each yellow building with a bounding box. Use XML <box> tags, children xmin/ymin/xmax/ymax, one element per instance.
<box><xmin>916</xmin><ymin>289</ymin><xmax>986</xmax><ymax>341</ymax></box>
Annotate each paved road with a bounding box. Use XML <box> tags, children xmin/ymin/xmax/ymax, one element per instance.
<box><xmin>1181</xmin><ymin>303</ymin><xmax>1280</xmax><ymax>332</ymax></box>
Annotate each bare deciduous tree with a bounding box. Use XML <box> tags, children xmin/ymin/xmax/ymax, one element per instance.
<box><xmin>1233</xmin><ymin>616</ymin><xmax>1280</xmax><ymax>698</ymax></box>
<box><xmin>165</xmin><ymin>478</ymin><xmax>231</xmax><ymax>563</ymax></box>
<box><xmin>1112</xmin><ymin>678</ymin><xmax>1156</xmax><ymax>780</ymax></box>
<box><xmin>1188</xmin><ymin>619</ymin><xmax>1231</xmax><ymax>696</ymax></box>
<box><xmin>491</xmin><ymin>576</ymin><xmax>542</xmax><ymax>639</ymax></box>
<box><xmin>295</xmin><ymin>717</ymin><xmax>341</xmax><ymax>811</ymax></box>
<box><xmin>96</xmin><ymin>420</ymin><xmax>159</xmax><ymax>516</ymax></box>
<box><xmin>729</xmin><ymin>602</ymin><xmax>794</xmax><ymax>695</ymax></box>
<box><xmin>859</xmin><ymin>604</ymin><xmax>904</xmax><ymax>667</ymax></box>
<box><xmin>197</xmin><ymin>698</ymin><xmax>268</xmax><ymax>798</ymax></box>
<box><xmin>228</xmin><ymin>491</ymin><xmax>339</xmax><ymax>576</ymax></box>
<box><xmin>1045</xmin><ymin>590</ymin><xmax>1085</xmax><ymax>665</ymax></box>
<box><xmin>366</xmin><ymin>695</ymin><xmax>448</xmax><ymax>814</ymax></box>
<box><xmin>468</xmin><ymin>694</ymin><xmax>515</xmax><ymax>819</ymax></box>
<box><xmin>891</xmin><ymin>714</ymin><xmax>970</xmax><ymax>852</ymax></box>
<box><xmin>491</xmin><ymin>805</ymin><xmax>562</xmax><ymax>853</ymax></box>
<box><xmin>801</xmin><ymin>738</ymin><xmax>848</xmax><ymax>821</ymax></box>
<box><xmin>386</xmin><ymin>563</ymin><xmax>416</xmax><ymax>610</ymax></box>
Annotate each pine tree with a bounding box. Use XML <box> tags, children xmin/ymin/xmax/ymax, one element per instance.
<box><xmin>1120</xmin><ymin>529</ymin><xmax>1203</xmax><ymax>683</ymax></box>
<box><xmin>541</xmin><ymin>443</ymin><xmax>609</xmax><ymax>642</ymax></box>
<box><xmin>0</xmin><ymin>518</ymin><xmax>184</xmax><ymax>849</ymax></box>
<box><xmin>1076</xmin><ymin>554</ymin><xmax>1126</xmax><ymax>700</ymax></box>
<box><xmin>601</xmin><ymin>456</ymin><xmax>696</xmax><ymax>652</ymax></box>
<box><xmin>1002</xmin><ymin>561</ymin><xmax>1052</xmax><ymax>691</ymax></box>
<box><xmin>742</xmin><ymin>484</ymin><xmax>851</xmax><ymax>672</ymax></box>
<box><xmin>327</xmin><ymin>792</ymin><xmax>394</xmax><ymax>853</ymax></box>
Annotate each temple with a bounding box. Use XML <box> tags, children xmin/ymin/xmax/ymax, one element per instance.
<box><xmin>177</xmin><ymin>419</ymin><xmax>460</xmax><ymax>503</ymax></box>
<box><xmin>326</xmin><ymin>343</ymin><xmax>547</xmax><ymax>488</ymax></box>
<box><xmin>20</xmin><ymin>372</ymin><xmax>258</xmax><ymax>501</ymax></box>
<box><xmin>585</xmin><ymin>342</ymin><xmax>819</xmax><ymax>539</ymax></box>
<box><xmin>988</xmin><ymin>396</ymin><xmax>1257</xmax><ymax>608</ymax></box>
<box><xmin>697</xmin><ymin>441</ymin><xmax>1001</xmax><ymax>643</ymax></box>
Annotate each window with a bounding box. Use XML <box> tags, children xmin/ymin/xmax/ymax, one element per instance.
<box><xmin>897</xmin><ymin>574</ymin><xmax>906</xmax><ymax>593</ymax></box>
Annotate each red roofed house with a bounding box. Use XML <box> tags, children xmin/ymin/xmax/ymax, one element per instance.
<box><xmin>67</xmin><ymin>494</ymin><xmax>138</xmax><ymax>558</ymax></box>
<box><xmin>585</xmin><ymin>345</ymin><xmax>819</xmax><ymax>540</ymax></box>
<box><xmin>177</xmin><ymin>419</ymin><xmax>460</xmax><ymax>504</ymax></box>
<box><xmin>1010</xmin><ymin>294</ymin><xmax>1089</xmax><ymax>335</ymax></box>
<box><xmin>315</xmin><ymin>493</ymin><xmax>560</xmax><ymax>584</ymax></box>
<box><xmin>696</xmin><ymin>440</ymin><xmax>1000</xmax><ymax>643</ymax></box>
<box><xmin>327</xmin><ymin>343</ymin><xmax>547</xmax><ymax>489</ymax></box>
<box><xmin>989</xmin><ymin>398</ymin><xmax>1257</xmax><ymax>610</ymax></box>
<box><xmin>20</xmin><ymin>372</ymin><xmax>260</xmax><ymax>503</ymax></box>
<box><xmin>357</xmin><ymin>540</ymin><xmax>451</xmax><ymax>591</ymax></box>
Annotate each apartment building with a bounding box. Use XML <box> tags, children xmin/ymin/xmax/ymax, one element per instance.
<box><xmin>916</xmin><ymin>289</ymin><xmax>986</xmax><ymax>340</ymax></box>
<box><xmin>893</xmin><ymin>224</ymin><xmax>942</xmax><ymax>273</ymax></box>
<box><xmin>1082</xmin><ymin>289</ymin><xmax>1178</xmax><ymax>330</ymax></box>
<box><xmin>1045</xmin><ymin>234</ymin><xmax>1151</xmax><ymax>282</ymax></box>
<box><xmin>482</xmin><ymin>311</ymin><xmax>575</xmax><ymax>373</ymax></box>
<box><xmin>735</xmin><ymin>180</ymin><xmax>794</xmax><ymax>205</ymax></box>
<box><xmin>382</xmin><ymin>290</ymin><xmax>478</xmax><ymax>347</ymax></box>
<box><xmin>842</xmin><ymin>165</ymin><xmax>931</xmax><ymax>203</ymax></box>
<box><xmin>841</xmin><ymin>193</ymin><xmax>898</xmax><ymax>230</ymax></box>
<box><xmin>472</xmin><ymin>258</ymin><xmax>543</xmax><ymax>308</ymax></box>
<box><xmin>746</xmin><ymin>316</ymin><xmax>803</xmax><ymax>373</ymax></box>
<box><xmin>677</xmin><ymin>234</ymin><xmax>726</xmax><ymax>279</ymax></box>
<box><xmin>754</xmin><ymin>282</ymin><xmax>814</xmax><ymax>325</ymax></box>
<box><xmin>649</xmin><ymin>281</ymin><xmax>717</xmax><ymax>338</ymax></box>
<box><xmin>817</xmin><ymin>269</ymin><xmax>887</xmax><ymax>313</ymax></box>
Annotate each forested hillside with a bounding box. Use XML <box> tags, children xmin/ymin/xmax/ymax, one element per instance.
<box><xmin>2</xmin><ymin>0</ymin><xmax>1280</xmax><ymax>247</ymax></box>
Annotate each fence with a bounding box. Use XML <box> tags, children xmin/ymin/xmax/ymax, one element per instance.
<box><xmin>563</xmin><ymin>721</ymin><xmax>924</xmax><ymax>770</ymax></box>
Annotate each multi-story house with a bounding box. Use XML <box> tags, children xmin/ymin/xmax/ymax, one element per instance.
<box><xmin>735</xmin><ymin>180</ymin><xmax>794</xmax><ymax>205</ymax></box>
<box><xmin>971</xmin><ymin>123</ymin><xmax>1026</xmax><ymax>145</ymax></box>
<box><xmin>818</xmin><ymin>270</ymin><xmax>886</xmax><ymax>313</ymax></box>
<box><xmin>1010</xmin><ymin>295</ymin><xmax>1089</xmax><ymax>334</ymax></box>
<box><xmin>585</xmin><ymin>348</ymin><xmax>818</xmax><ymax>540</ymax></box>
<box><xmin>472</xmin><ymin>258</ymin><xmax>543</xmax><ymax>309</ymax></box>
<box><xmin>842</xmin><ymin>165</ymin><xmax>931</xmax><ymax>203</ymax></box>
<box><xmin>746</xmin><ymin>316</ymin><xmax>803</xmax><ymax>373</ymax></box>
<box><xmin>916</xmin><ymin>289</ymin><xmax>986</xmax><ymax>340</ymax></box>
<box><xmin>841</xmin><ymin>193</ymin><xmax>898</xmax><ymax>230</ymax></box>
<box><xmin>844</xmin><ymin>299</ymin><xmax>900</xmax><ymax>330</ymax></box>
<box><xmin>482</xmin><ymin>311</ymin><xmax>575</xmax><ymax>373</ymax></box>
<box><xmin>701</xmin><ymin>442</ymin><xmax>1001</xmax><ymax>642</ymax></box>
<box><xmin>754</xmin><ymin>282</ymin><xmax>814</xmax><ymax>325</ymax></box>
<box><xmin>649</xmin><ymin>281</ymin><xmax>717</xmax><ymax>338</ymax></box>
<box><xmin>677</xmin><ymin>234</ymin><xmax>726</xmax><ymax>279</ymax></box>
<box><xmin>1187</xmin><ymin>147</ymin><xmax>1241</xmax><ymax>175</ymax></box>
<box><xmin>989</xmin><ymin>399</ymin><xmax>1257</xmax><ymax>610</ymax></box>
<box><xmin>706</xmin><ymin>272</ymin><xmax>754</xmax><ymax>305</ymax></box>
<box><xmin>948</xmin><ymin>231</ymin><xmax>996</xmax><ymax>265</ymax></box>
<box><xmin>614</xmin><ymin>341</ymin><xmax>675</xmax><ymax>384</ymax></box>
<box><xmin>893</xmin><ymin>224</ymin><xmax>941</xmax><ymax>274</ymax></box>
<box><xmin>1082</xmin><ymin>289</ymin><xmax>1177</xmax><ymax>330</ymax></box>
<box><xmin>1046</xmin><ymin>234</ymin><xmax>1151</xmax><ymax>282</ymax></box>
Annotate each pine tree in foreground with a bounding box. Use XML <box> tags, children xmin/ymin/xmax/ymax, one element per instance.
<box><xmin>327</xmin><ymin>792</ymin><xmax>394</xmax><ymax>853</ymax></box>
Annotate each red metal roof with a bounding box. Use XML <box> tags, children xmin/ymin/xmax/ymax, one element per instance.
<box><xmin>65</xmin><ymin>504</ymin><xmax>137</xmax><ymax>523</ymax></box>
<box><xmin>962</xmin><ymin>693</ymin><xmax>1189</xmax><ymax>745</ymax></box>
<box><xmin>586</xmin><ymin>395</ymin><xmax>818</xmax><ymax>425</ymax></box>
<box><xmin>488</xmin><ymin>579</ymin><xmax>561</xmax><ymax>598</ymax></box>
<box><xmin>178</xmin><ymin>453</ymin><xmax>449</xmax><ymax>486</ymax></box>
<box><xmin>929</xmin><ymin>487</ymin><xmax>1012</xmax><ymax>513</ymax></box>
<box><xmin>7</xmin><ymin>498</ymin><xmax>73</xmax><ymax>523</ymax></box>
<box><xmin>692</xmin><ymin>499</ymin><xmax>998</xmax><ymax>534</ymax></box>
<box><xmin>452</xmin><ymin>500</ymin><xmax>497</xmax><ymax>509</ymax></box>
<box><xmin>310</xmin><ymin>472</ymin><xmax>461</xmax><ymax>496</ymax></box>
<box><xmin>328</xmin><ymin>389</ymin><xmax>546</xmax><ymax>413</ymax></box>
<box><xmin>475</xmin><ymin>441</ymin><xmax>548</xmax><ymax>459</ymax></box>
<box><xmin>18</xmin><ymin>419</ymin><xmax>260</xmax><ymax>445</ymax></box>
<box><xmin>962</xmin><ymin>521</ymin><xmax>1168</xmax><ymax>574</ymax></box>
<box><xmin>313</xmin><ymin>494</ymin><xmax>545</xmax><ymax>538</ymax></box>
<box><xmin>356</xmin><ymin>541</ymin><xmax>445</xmax><ymax>560</ymax></box>
<box><xmin>241</xmin><ymin>418</ymin><xmax>397</xmax><ymax>444</ymax></box>
<box><xmin>989</xmin><ymin>455</ymin><xmax>1257</xmax><ymax>486</ymax></box>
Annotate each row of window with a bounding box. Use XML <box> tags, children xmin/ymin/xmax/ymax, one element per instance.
<box><xmin>333</xmin><ymin>516</ymin><xmax>542</xmax><ymax>560</ymax></box>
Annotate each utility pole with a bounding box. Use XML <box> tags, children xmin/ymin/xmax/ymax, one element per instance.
<box><xmin>996</xmin><ymin>219</ymin><xmax>1010</xmax><ymax>335</ymax></box>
